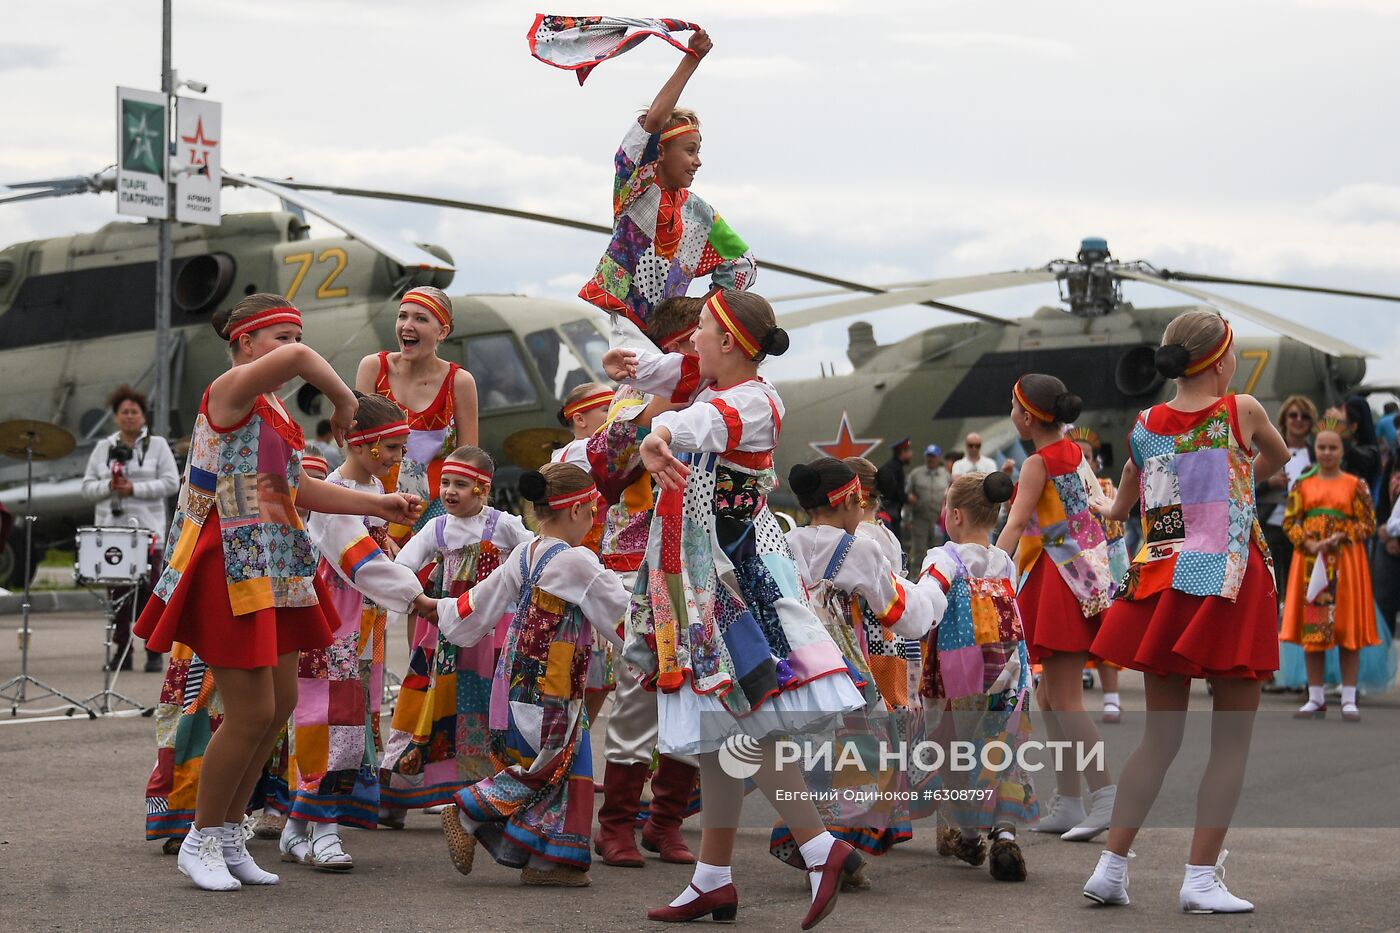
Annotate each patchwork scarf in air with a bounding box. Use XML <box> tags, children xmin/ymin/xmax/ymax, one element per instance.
<box><xmin>528</xmin><ymin>15</ymin><xmax>701</xmax><ymax>84</ymax></box>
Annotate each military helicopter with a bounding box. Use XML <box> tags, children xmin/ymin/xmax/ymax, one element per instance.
<box><xmin>772</xmin><ymin>236</ymin><xmax>1398</xmax><ymax>480</ymax></box>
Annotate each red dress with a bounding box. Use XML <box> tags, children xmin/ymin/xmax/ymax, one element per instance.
<box><xmin>135</xmin><ymin>394</ymin><xmax>334</xmax><ymax>669</ymax></box>
<box><xmin>1091</xmin><ymin>398</ymin><xmax>1278</xmax><ymax>680</ymax></box>
<box><xmin>1014</xmin><ymin>437</ymin><xmax>1115</xmax><ymax>662</ymax></box>
<box><xmin>373</xmin><ymin>351</ymin><xmax>461</xmax><ymax>538</ymax></box>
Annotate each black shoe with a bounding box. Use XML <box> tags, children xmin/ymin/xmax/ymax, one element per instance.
<box><xmin>144</xmin><ymin>651</ymin><xmax>164</xmax><ymax>673</ymax></box>
<box><xmin>105</xmin><ymin>653</ymin><xmax>134</xmax><ymax>672</ymax></box>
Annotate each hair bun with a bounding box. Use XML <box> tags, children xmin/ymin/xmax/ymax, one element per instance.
<box><xmin>762</xmin><ymin>327</ymin><xmax>790</xmax><ymax>358</ymax></box>
<box><xmin>518</xmin><ymin>470</ymin><xmax>548</xmax><ymax>503</ymax></box>
<box><xmin>210</xmin><ymin>308</ymin><xmax>233</xmax><ymax>340</ymax></box>
<box><xmin>1155</xmin><ymin>343</ymin><xmax>1191</xmax><ymax>379</ymax></box>
<box><xmin>556</xmin><ymin>406</ymin><xmax>569</xmax><ymax>427</ymax></box>
<box><xmin>982</xmin><ymin>471</ymin><xmax>1014</xmax><ymax>504</ymax></box>
<box><xmin>1053</xmin><ymin>391</ymin><xmax>1083</xmax><ymax>424</ymax></box>
<box><xmin>788</xmin><ymin>462</ymin><xmax>821</xmax><ymax>498</ymax></box>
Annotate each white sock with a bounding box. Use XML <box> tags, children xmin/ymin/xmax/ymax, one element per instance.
<box><xmin>994</xmin><ymin>829</ymin><xmax>1015</xmax><ymax>842</ymax></box>
<box><xmin>1103</xmin><ymin>691</ymin><xmax>1121</xmax><ymax>707</ymax></box>
<box><xmin>670</xmin><ymin>861</ymin><xmax>732</xmax><ymax>906</ymax></box>
<box><xmin>1308</xmin><ymin>686</ymin><xmax>1325</xmax><ymax>706</ymax></box>
<box><xmin>1341</xmin><ymin>686</ymin><xmax>1357</xmax><ymax>707</ymax></box>
<box><xmin>1098</xmin><ymin>850</ymin><xmax>1129</xmax><ymax>884</ymax></box>
<box><xmin>1184</xmin><ymin>863</ymin><xmax>1217</xmax><ymax>891</ymax></box>
<box><xmin>799</xmin><ymin>832</ymin><xmax>838</xmax><ymax>898</ymax></box>
<box><xmin>456</xmin><ymin>808</ymin><xmax>479</xmax><ymax>832</ymax></box>
<box><xmin>527</xmin><ymin>854</ymin><xmax>555</xmax><ymax>871</ymax></box>
<box><xmin>310</xmin><ymin>820</ymin><xmax>340</xmax><ymax>839</ymax></box>
<box><xmin>1057</xmin><ymin>795</ymin><xmax>1082</xmax><ymax>808</ymax></box>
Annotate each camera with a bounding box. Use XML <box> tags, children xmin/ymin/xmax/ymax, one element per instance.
<box><xmin>109</xmin><ymin>441</ymin><xmax>135</xmax><ymax>517</ymax></box>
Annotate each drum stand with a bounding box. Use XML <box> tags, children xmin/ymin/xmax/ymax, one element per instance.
<box><xmin>0</xmin><ymin>438</ymin><xmax>95</xmax><ymax>718</ymax></box>
<box><xmin>83</xmin><ymin>585</ymin><xmax>150</xmax><ymax>716</ymax></box>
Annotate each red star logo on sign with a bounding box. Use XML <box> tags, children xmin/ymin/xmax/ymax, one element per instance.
<box><xmin>181</xmin><ymin>116</ymin><xmax>219</xmax><ymax>167</ymax></box>
<box><xmin>809</xmin><ymin>413</ymin><xmax>882</xmax><ymax>460</ymax></box>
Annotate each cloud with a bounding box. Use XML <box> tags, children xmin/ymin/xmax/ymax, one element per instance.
<box><xmin>1296</xmin><ymin>0</ymin><xmax>1400</xmax><ymax>13</ymax></box>
<box><xmin>1316</xmin><ymin>184</ymin><xmax>1400</xmax><ymax>224</ymax></box>
<box><xmin>894</xmin><ymin>31</ymin><xmax>1075</xmax><ymax>59</ymax></box>
<box><xmin>0</xmin><ymin>44</ymin><xmax>59</xmax><ymax>72</ymax></box>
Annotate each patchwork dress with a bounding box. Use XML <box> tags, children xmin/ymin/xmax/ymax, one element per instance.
<box><xmin>287</xmin><ymin>471</ymin><xmax>426</xmax><ymax>827</ymax></box>
<box><xmin>138</xmin><ymin>390</ymin><xmax>334</xmax><ymax>839</ymax></box>
<box><xmin>579</xmin><ymin>118</ymin><xmax>757</xmax><ymax>332</ymax></box>
<box><xmin>379</xmin><ymin>508</ymin><xmax>532</xmax><ymax>810</ymax></box>
<box><xmin>373</xmin><ymin>351</ymin><xmax>462</xmax><ymax>538</ymax></box>
<box><xmin>1013</xmin><ymin>436</ymin><xmax>1117</xmax><ymax>661</ymax></box>
<box><xmin>1093</xmin><ymin>397</ymin><xmax>1279</xmax><ymax>679</ymax></box>
<box><xmin>621</xmin><ymin>357</ymin><xmax>866</xmax><ymax>755</ymax></box>
<box><xmin>552</xmin><ymin>438</ymin><xmax>615</xmax><ymax>694</ymax></box>
<box><xmin>772</xmin><ymin>525</ymin><xmax>932</xmax><ymax>859</ymax></box>
<box><xmin>914</xmin><ymin>543</ymin><xmax>1039</xmax><ymax>831</ymax></box>
<box><xmin>434</xmin><ymin>539</ymin><xmax>628</xmax><ymax>870</ymax></box>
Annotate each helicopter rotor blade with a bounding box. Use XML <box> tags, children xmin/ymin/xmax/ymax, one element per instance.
<box><xmin>260</xmin><ymin>179</ymin><xmax>1013</xmax><ymax>324</ymax></box>
<box><xmin>224</xmin><ymin>173</ymin><xmax>455</xmax><ymax>272</ymax></box>
<box><xmin>1</xmin><ymin>168</ymin><xmax>116</xmax><ymax>205</ymax></box>
<box><xmin>1113</xmin><ymin>268</ymin><xmax>1373</xmax><ymax>359</ymax></box>
<box><xmin>1148</xmin><ymin>269</ymin><xmax>1400</xmax><ymax>305</ymax></box>
<box><xmin>775</xmin><ymin>270</ymin><xmax>1055</xmax><ymax>329</ymax></box>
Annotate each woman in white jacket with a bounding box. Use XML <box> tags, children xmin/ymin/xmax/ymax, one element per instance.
<box><xmin>80</xmin><ymin>385</ymin><xmax>180</xmax><ymax>671</ymax></box>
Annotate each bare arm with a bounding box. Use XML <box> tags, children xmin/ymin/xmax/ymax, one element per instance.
<box><xmin>641</xmin><ymin>29</ymin><xmax>711</xmax><ymax>133</ymax></box>
<box><xmin>354</xmin><ymin>353</ymin><xmax>380</xmax><ymax>394</ymax></box>
<box><xmin>1237</xmin><ymin>394</ymin><xmax>1289</xmax><ymax>482</ymax></box>
<box><xmin>452</xmin><ymin>368</ymin><xmax>479</xmax><ymax>446</ymax></box>
<box><xmin>297</xmin><ymin>473</ymin><xmax>419</xmax><ymax>524</ymax></box>
<box><xmin>993</xmin><ymin>454</ymin><xmax>1045</xmax><ymax>554</ymax></box>
<box><xmin>1098</xmin><ymin>460</ymin><xmax>1141</xmax><ymax>523</ymax></box>
<box><xmin>209</xmin><ymin>344</ymin><xmax>357</xmax><ymax>443</ymax></box>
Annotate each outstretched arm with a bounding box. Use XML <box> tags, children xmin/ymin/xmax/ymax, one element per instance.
<box><xmin>210</xmin><ymin>344</ymin><xmax>357</xmax><ymax>444</ymax></box>
<box><xmin>641</xmin><ymin>29</ymin><xmax>711</xmax><ymax>133</ymax></box>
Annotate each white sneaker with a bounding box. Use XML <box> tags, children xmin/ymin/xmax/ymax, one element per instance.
<box><xmin>1180</xmin><ymin>850</ymin><xmax>1254</xmax><ymax>913</ymax></box>
<box><xmin>1029</xmin><ymin>794</ymin><xmax>1085</xmax><ymax>833</ymax></box>
<box><xmin>423</xmin><ymin>804</ymin><xmax>447</xmax><ymax>815</ymax></box>
<box><xmin>1082</xmin><ymin>850</ymin><xmax>1130</xmax><ymax>906</ymax></box>
<box><xmin>177</xmin><ymin>826</ymin><xmax>242</xmax><ymax>891</ymax></box>
<box><xmin>221</xmin><ymin>820</ymin><xmax>279</xmax><ymax>885</ymax></box>
<box><xmin>1062</xmin><ymin>784</ymin><xmax>1116</xmax><ymax>842</ymax></box>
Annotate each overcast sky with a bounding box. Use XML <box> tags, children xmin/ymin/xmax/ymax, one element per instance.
<box><xmin>4</xmin><ymin>0</ymin><xmax>1400</xmax><ymax>384</ymax></box>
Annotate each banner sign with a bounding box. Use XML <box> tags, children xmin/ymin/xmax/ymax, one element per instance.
<box><xmin>115</xmin><ymin>86</ymin><xmax>168</xmax><ymax>219</ymax></box>
<box><xmin>175</xmin><ymin>97</ymin><xmax>221</xmax><ymax>225</ymax></box>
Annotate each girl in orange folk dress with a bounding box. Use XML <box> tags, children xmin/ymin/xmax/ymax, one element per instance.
<box><xmin>1279</xmin><ymin>420</ymin><xmax>1378</xmax><ymax>722</ymax></box>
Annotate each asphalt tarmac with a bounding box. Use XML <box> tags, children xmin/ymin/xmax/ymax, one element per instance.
<box><xmin>1</xmin><ymin>610</ymin><xmax>1396</xmax><ymax>932</ymax></box>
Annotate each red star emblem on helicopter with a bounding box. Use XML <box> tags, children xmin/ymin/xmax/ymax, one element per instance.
<box><xmin>809</xmin><ymin>412</ymin><xmax>882</xmax><ymax>460</ymax></box>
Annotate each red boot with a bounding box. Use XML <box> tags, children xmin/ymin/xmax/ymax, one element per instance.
<box><xmin>641</xmin><ymin>756</ymin><xmax>698</xmax><ymax>864</ymax></box>
<box><xmin>594</xmin><ymin>761</ymin><xmax>648</xmax><ymax>867</ymax></box>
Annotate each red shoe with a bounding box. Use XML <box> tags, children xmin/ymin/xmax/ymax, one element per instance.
<box><xmin>641</xmin><ymin>757</ymin><xmax>698</xmax><ymax>864</ymax></box>
<box><xmin>646</xmin><ymin>883</ymin><xmax>738</xmax><ymax>923</ymax></box>
<box><xmin>594</xmin><ymin>761</ymin><xmax>648</xmax><ymax>867</ymax></box>
<box><xmin>802</xmin><ymin>840</ymin><xmax>863</xmax><ymax>930</ymax></box>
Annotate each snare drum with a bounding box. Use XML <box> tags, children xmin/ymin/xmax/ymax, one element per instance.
<box><xmin>75</xmin><ymin>526</ymin><xmax>156</xmax><ymax>586</ymax></box>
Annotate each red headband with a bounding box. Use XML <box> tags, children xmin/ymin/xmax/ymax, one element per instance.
<box><xmin>826</xmin><ymin>476</ymin><xmax>861</xmax><ymax>508</ymax></box>
<box><xmin>545</xmin><ymin>485</ymin><xmax>599</xmax><ymax>511</ymax></box>
<box><xmin>660</xmin><ymin>121</ymin><xmax>698</xmax><ymax>143</ymax></box>
<box><xmin>1013</xmin><ymin>379</ymin><xmax>1055</xmax><ymax>423</ymax></box>
<box><xmin>401</xmin><ymin>289</ymin><xmax>452</xmax><ymax>329</ymax></box>
<box><xmin>1184</xmin><ymin>322</ymin><xmax>1234</xmax><ymax>376</ymax></box>
<box><xmin>658</xmin><ymin>323</ymin><xmax>697</xmax><ymax>352</ymax></box>
<box><xmin>301</xmin><ymin>454</ymin><xmax>329</xmax><ymax>477</ymax></box>
<box><xmin>562</xmin><ymin>389</ymin><xmax>614</xmax><ymax>421</ymax></box>
<box><xmin>707</xmin><ymin>291</ymin><xmax>760</xmax><ymax>359</ymax></box>
<box><xmin>441</xmin><ymin>461</ymin><xmax>492</xmax><ymax>486</ymax></box>
<box><xmin>345</xmin><ymin>420</ymin><xmax>410</xmax><ymax>446</ymax></box>
<box><xmin>227</xmin><ymin>306</ymin><xmax>302</xmax><ymax>343</ymax></box>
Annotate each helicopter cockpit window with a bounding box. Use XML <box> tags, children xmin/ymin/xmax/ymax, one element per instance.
<box><xmin>466</xmin><ymin>333</ymin><xmax>539</xmax><ymax>412</ymax></box>
<box><xmin>524</xmin><ymin>327</ymin><xmax>595</xmax><ymax>399</ymax></box>
<box><xmin>559</xmin><ymin>319</ymin><xmax>609</xmax><ymax>381</ymax></box>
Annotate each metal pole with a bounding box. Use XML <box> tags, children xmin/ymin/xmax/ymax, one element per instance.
<box><xmin>153</xmin><ymin>0</ymin><xmax>173</xmax><ymax>439</ymax></box>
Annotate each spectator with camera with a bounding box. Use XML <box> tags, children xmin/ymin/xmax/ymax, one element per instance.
<box><xmin>80</xmin><ymin>385</ymin><xmax>180</xmax><ymax>672</ymax></box>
